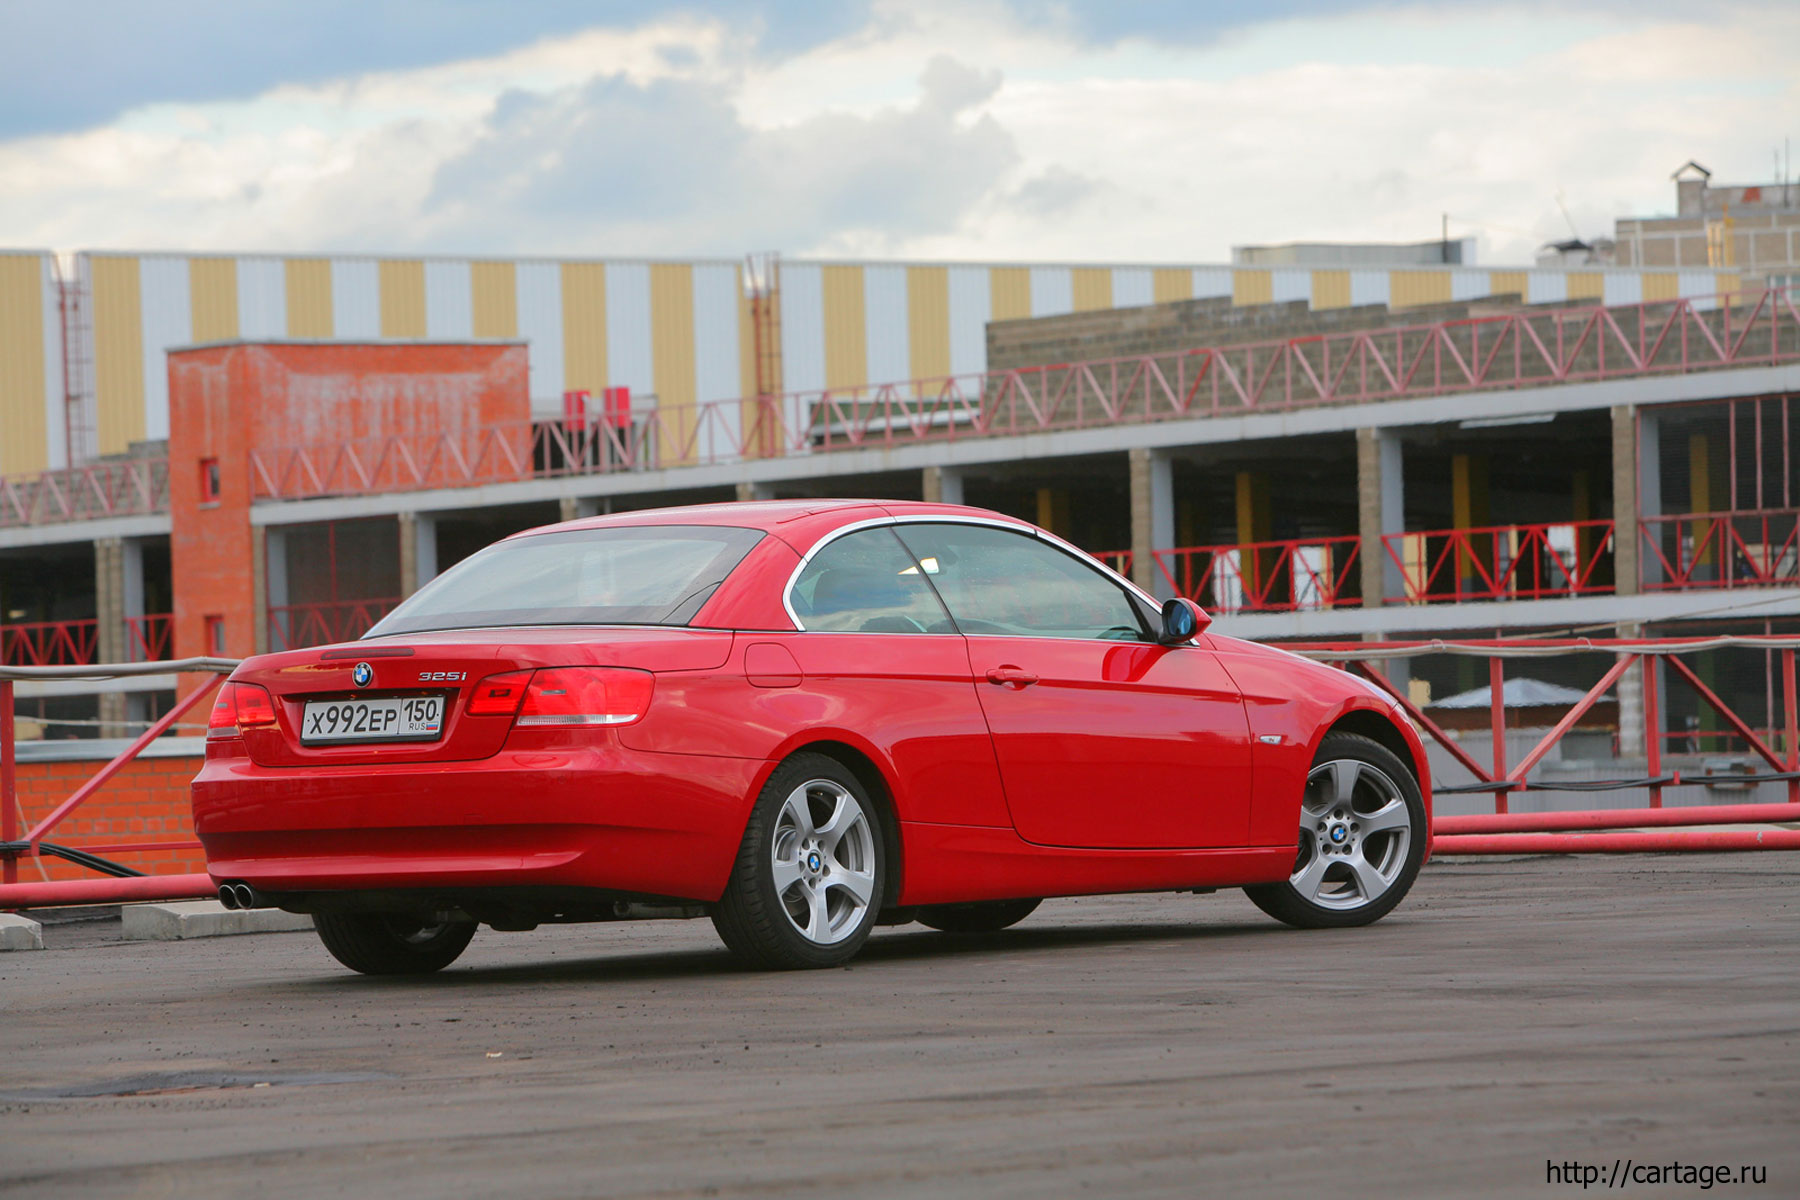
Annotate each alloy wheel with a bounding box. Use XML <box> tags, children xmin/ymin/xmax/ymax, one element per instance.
<box><xmin>770</xmin><ymin>779</ymin><xmax>878</xmax><ymax>945</ymax></box>
<box><xmin>1288</xmin><ymin>757</ymin><xmax>1413</xmax><ymax>911</ymax></box>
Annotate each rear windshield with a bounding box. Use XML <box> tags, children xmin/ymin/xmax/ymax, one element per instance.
<box><xmin>365</xmin><ymin>525</ymin><xmax>765</xmax><ymax>636</ymax></box>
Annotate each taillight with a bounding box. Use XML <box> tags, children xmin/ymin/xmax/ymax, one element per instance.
<box><xmin>207</xmin><ymin>682</ymin><xmax>277</xmax><ymax>738</ymax></box>
<box><xmin>467</xmin><ymin>670</ymin><xmax>532</xmax><ymax>716</ymax></box>
<box><xmin>516</xmin><ymin>667</ymin><xmax>653</xmax><ymax>727</ymax></box>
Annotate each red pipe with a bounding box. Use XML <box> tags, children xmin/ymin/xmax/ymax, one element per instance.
<box><xmin>1435</xmin><ymin>800</ymin><xmax>1800</xmax><ymax>835</ymax></box>
<box><xmin>0</xmin><ymin>872</ymin><xmax>217</xmax><ymax>909</ymax></box>
<box><xmin>1434</xmin><ymin>829</ymin><xmax>1800</xmax><ymax>855</ymax></box>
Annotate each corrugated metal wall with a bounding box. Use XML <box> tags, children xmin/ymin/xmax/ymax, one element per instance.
<box><xmin>0</xmin><ymin>252</ymin><xmax>56</xmax><ymax>475</ymax></box>
<box><xmin>0</xmin><ymin>252</ymin><xmax>1750</xmax><ymax>474</ymax></box>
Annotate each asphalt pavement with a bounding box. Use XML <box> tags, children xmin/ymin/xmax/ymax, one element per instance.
<box><xmin>2</xmin><ymin>854</ymin><xmax>1796</xmax><ymax>1198</ymax></box>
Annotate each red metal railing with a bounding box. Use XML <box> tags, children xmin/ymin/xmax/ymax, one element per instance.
<box><xmin>240</xmin><ymin>285</ymin><xmax>1800</xmax><ymax>503</ymax></box>
<box><xmin>1383</xmin><ymin>519</ymin><xmax>1616</xmax><ymax>603</ymax></box>
<box><xmin>2</xmin><ymin>659</ymin><xmax>234</xmax><ymax>906</ymax></box>
<box><xmin>5</xmin><ymin>639</ymin><xmax>1799</xmax><ymax>911</ymax></box>
<box><xmin>1153</xmin><ymin>536</ymin><xmax>1361</xmax><ymax>613</ymax></box>
<box><xmin>1288</xmin><ymin>636</ymin><xmax>1800</xmax><ymax>853</ymax></box>
<box><xmin>267</xmin><ymin>597</ymin><xmax>402</xmax><ymax>652</ymax></box>
<box><xmin>0</xmin><ymin>456</ymin><xmax>169</xmax><ymax>529</ymax></box>
<box><xmin>0</xmin><ymin>618</ymin><xmax>99</xmax><ymax>667</ymax></box>
<box><xmin>125</xmin><ymin>613</ymin><xmax>174</xmax><ymax>661</ymax></box>
<box><xmin>1640</xmin><ymin>508</ymin><xmax>1800</xmax><ymax>591</ymax></box>
<box><xmin>0</xmin><ymin>614</ymin><xmax>176</xmax><ymax>667</ymax></box>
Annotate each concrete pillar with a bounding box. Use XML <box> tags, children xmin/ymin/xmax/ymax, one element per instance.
<box><xmin>251</xmin><ymin>526</ymin><xmax>268</xmax><ymax>656</ymax></box>
<box><xmin>398</xmin><ymin>513</ymin><xmax>439</xmax><ymax>596</ymax></box>
<box><xmin>259</xmin><ymin>527</ymin><xmax>288</xmax><ymax>655</ymax></box>
<box><xmin>93</xmin><ymin>539</ymin><xmax>125</xmax><ymax>663</ymax></box>
<box><xmin>922</xmin><ymin>465</ymin><xmax>964</xmax><ymax>506</ymax></box>
<box><xmin>415</xmin><ymin>514</ymin><xmax>438</xmax><ymax>588</ymax></box>
<box><xmin>558</xmin><ymin>496</ymin><xmax>602</xmax><ymax>522</ymax></box>
<box><xmin>93</xmin><ymin>538</ymin><xmax>127</xmax><ymax>734</ymax></box>
<box><xmin>1129</xmin><ymin>448</ymin><xmax>1175</xmax><ymax>599</ymax></box>
<box><xmin>1613</xmin><ymin>404</ymin><xmax>1658</xmax><ymax>593</ymax></box>
<box><xmin>736</xmin><ymin>481</ymin><xmax>775</xmax><ymax>502</ymax></box>
<box><xmin>1616</xmin><ymin>619</ymin><xmax>1647</xmax><ymax>759</ymax></box>
<box><xmin>1357</xmin><ymin>427</ymin><xmax>1404</xmax><ymax>607</ymax></box>
<box><xmin>119</xmin><ymin>537</ymin><xmax>149</xmax><ymax>727</ymax></box>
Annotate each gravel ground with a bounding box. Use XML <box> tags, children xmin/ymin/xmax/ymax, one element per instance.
<box><xmin>2</xmin><ymin>854</ymin><xmax>1797</xmax><ymax>1198</ymax></box>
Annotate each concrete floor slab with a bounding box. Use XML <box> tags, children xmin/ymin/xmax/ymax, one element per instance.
<box><xmin>1</xmin><ymin>855</ymin><xmax>1796</xmax><ymax>1198</ymax></box>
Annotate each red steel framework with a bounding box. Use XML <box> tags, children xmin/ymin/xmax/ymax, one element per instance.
<box><xmin>1384</xmin><ymin>519</ymin><xmax>1619</xmax><ymax>603</ymax></box>
<box><xmin>1152</xmin><ymin>536</ymin><xmax>1363</xmax><ymax>613</ymax></box>
<box><xmin>266</xmin><ymin>598</ymin><xmax>402</xmax><ymax>653</ymax></box>
<box><xmin>0</xmin><ymin>614</ymin><xmax>174</xmax><ymax>667</ymax></box>
<box><xmin>1640</xmin><ymin>508</ymin><xmax>1800</xmax><ymax>591</ymax></box>
<box><xmin>6</xmin><ymin>637</ymin><xmax>1799</xmax><ymax>911</ymax></box>
<box><xmin>1289</xmin><ymin>636</ymin><xmax>1800</xmax><ymax>853</ymax></box>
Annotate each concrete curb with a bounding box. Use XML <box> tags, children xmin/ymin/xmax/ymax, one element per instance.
<box><xmin>120</xmin><ymin>901</ymin><xmax>314</xmax><ymax>941</ymax></box>
<box><xmin>0</xmin><ymin>913</ymin><xmax>45</xmax><ymax>951</ymax></box>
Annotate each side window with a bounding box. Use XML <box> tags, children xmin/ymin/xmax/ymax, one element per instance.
<box><xmin>791</xmin><ymin>527</ymin><xmax>955</xmax><ymax>634</ymax></box>
<box><xmin>893</xmin><ymin>523</ymin><xmax>1149</xmax><ymax>641</ymax></box>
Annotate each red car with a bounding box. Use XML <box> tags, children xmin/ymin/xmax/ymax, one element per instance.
<box><xmin>194</xmin><ymin>501</ymin><xmax>1431</xmax><ymax>974</ymax></box>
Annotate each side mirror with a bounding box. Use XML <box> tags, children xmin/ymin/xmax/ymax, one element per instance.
<box><xmin>1159</xmin><ymin>597</ymin><xmax>1211</xmax><ymax>644</ymax></box>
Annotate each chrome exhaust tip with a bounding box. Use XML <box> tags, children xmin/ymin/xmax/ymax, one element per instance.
<box><xmin>218</xmin><ymin>884</ymin><xmax>241</xmax><ymax>910</ymax></box>
<box><xmin>231</xmin><ymin>883</ymin><xmax>258</xmax><ymax>909</ymax></box>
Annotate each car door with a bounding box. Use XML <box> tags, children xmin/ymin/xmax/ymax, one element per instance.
<box><xmin>892</xmin><ymin>522</ymin><xmax>1255</xmax><ymax>850</ymax></box>
<box><xmin>781</xmin><ymin>524</ymin><xmax>1013</xmax><ymax>830</ymax></box>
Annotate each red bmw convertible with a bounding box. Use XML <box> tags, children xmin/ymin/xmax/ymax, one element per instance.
<box><xmin>193</xmin><ymin>500</ymin><xmax>1431</xmax><ymax>974</ymax></box>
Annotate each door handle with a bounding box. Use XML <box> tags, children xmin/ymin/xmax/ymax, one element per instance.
<box><xmin>985</xmin><ymin>666</ymin><xmax>1039</xmax><ymax>687</ymax></box>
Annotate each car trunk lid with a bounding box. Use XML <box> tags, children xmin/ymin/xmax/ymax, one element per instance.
<box><xmin>229</xmin><ymin>627</ymin><xmax>733</xmax><ymax>766</ymax></box>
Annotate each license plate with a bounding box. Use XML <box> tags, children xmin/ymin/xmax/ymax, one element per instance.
<box><xmin>301</xmin><ymin>696</ymin><xmax>445</xmax><ymax>744</ymax></box>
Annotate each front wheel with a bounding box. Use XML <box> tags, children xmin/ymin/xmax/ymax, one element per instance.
<box><xmin>712</xmin><ymin>753</ymin><xmax>886</xmax><ymax>969</ymax></box>
<box><xmin>313</xmin><ymin>912</ymin><xmax>476</xmax><ymax>975</ymax></box>
<box><xmin>1244</xmin><ymin>732</ymin><xmax>1425</xmax><ymax>929</ymax></box>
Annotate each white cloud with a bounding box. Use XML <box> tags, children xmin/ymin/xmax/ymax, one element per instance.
<box><xmin>0</xmin><ymin>1</ymin><xmax>1795</xmax><ymax>264</ymax></box>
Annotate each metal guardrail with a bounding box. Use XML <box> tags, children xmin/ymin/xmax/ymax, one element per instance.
<box><xmin>6</xmin><ymin>637</ymin><xmax>1800</xmax><ymax>910</ymax></box>
<box><xmin>2</xmin><ymin>658</ymin><xmax>237</xmax><ymax>906</ymax></box>
<box><xmin>1287</xmin><ymin>636</ymin><xmax>1800</xmax><ymax>854</ymax></box>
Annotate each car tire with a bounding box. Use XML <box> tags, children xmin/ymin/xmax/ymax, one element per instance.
<box><xmin>313</xmin><ymin>912</ymin><xmax>476</xmax><ymax>975</ymax></box>
<box><xmin>712</xmin><ymin>753</ymin><xmax>886</xmax><ymax>970</ymax></box>
<box><xmin>1244</xmin><ymin>731</ymin><xmax>1426</xmax><ymax>929</ymax></box>
<box><xmin>916</xmin><ymin>898</ymin><xmax>1042</xmax><ymax>933</ymax></box>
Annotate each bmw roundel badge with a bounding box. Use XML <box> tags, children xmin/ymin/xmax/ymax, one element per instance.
<box><xmin>352</xmin><ymin>662</ymin><xmax>374</xmax><ymax>688</ymax></box>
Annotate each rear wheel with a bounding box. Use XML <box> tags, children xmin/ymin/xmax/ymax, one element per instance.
<box><xmin>1244</xmin><ymin>732</ymin><xmax>1425</xmax><ymax>929</ymax></box>
<box><xmin>313</xmin><ymin>911</ymin><xmax>476</xmax><ymax>975</ymax></box>
<box><xmin>917</xmin><ymin>898</ymin><xmax>1041</xmax><ymax>933</ymax></box>
<box><xmin>712</xmin><ymin>753</ymin><xmax>885</xmax><ymax>969</ymax></box>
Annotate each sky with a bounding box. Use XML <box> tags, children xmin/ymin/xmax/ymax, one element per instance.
<box><xmin>1</xmin><ymin>0</ymin><xmax>1795</xmax><ymax>266</ymax></box>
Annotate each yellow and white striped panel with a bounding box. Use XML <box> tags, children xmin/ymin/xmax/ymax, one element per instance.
<box><xmin>64</xmin><ymin>252</ymin><xmax>1754</xmax><ymax>460</ymax></box>
<box><xmin>0</xmin><ymin>252</ymin><xmax>60</xmax><ymax>475</ymax></box>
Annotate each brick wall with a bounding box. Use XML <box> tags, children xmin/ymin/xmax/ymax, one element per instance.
<box><xmin>986</xmin><ymin>295</ymin><xmax>1537</xmax><ymax>375</ymax></box>
<box><xmin>10</xmin><ymin>753</ymin><xmax>206</xmax><ymax>881</ymax></box>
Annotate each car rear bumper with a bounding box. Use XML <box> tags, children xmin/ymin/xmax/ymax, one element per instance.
<box><xmin>191</xmin><ymin>743</ymin><xmax>764</xmax><ymax>903</ymax></box>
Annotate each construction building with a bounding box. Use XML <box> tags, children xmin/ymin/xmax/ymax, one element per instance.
<box><xmin>3</xmin><ymin>165</ymin><xmax>1800</xmax><ymax>875</ymax></box>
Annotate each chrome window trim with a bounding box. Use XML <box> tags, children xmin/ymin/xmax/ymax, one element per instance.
<box><xmin>780</xmin><ymin>513</ymin><xmax>1162</xmax><ymax>634</ymax></box>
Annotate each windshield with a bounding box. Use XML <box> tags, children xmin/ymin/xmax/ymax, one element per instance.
<box><xmin>365</xmin><ymin>525</ymin><xmax>765</xmax><ymax>636</ymax></box>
